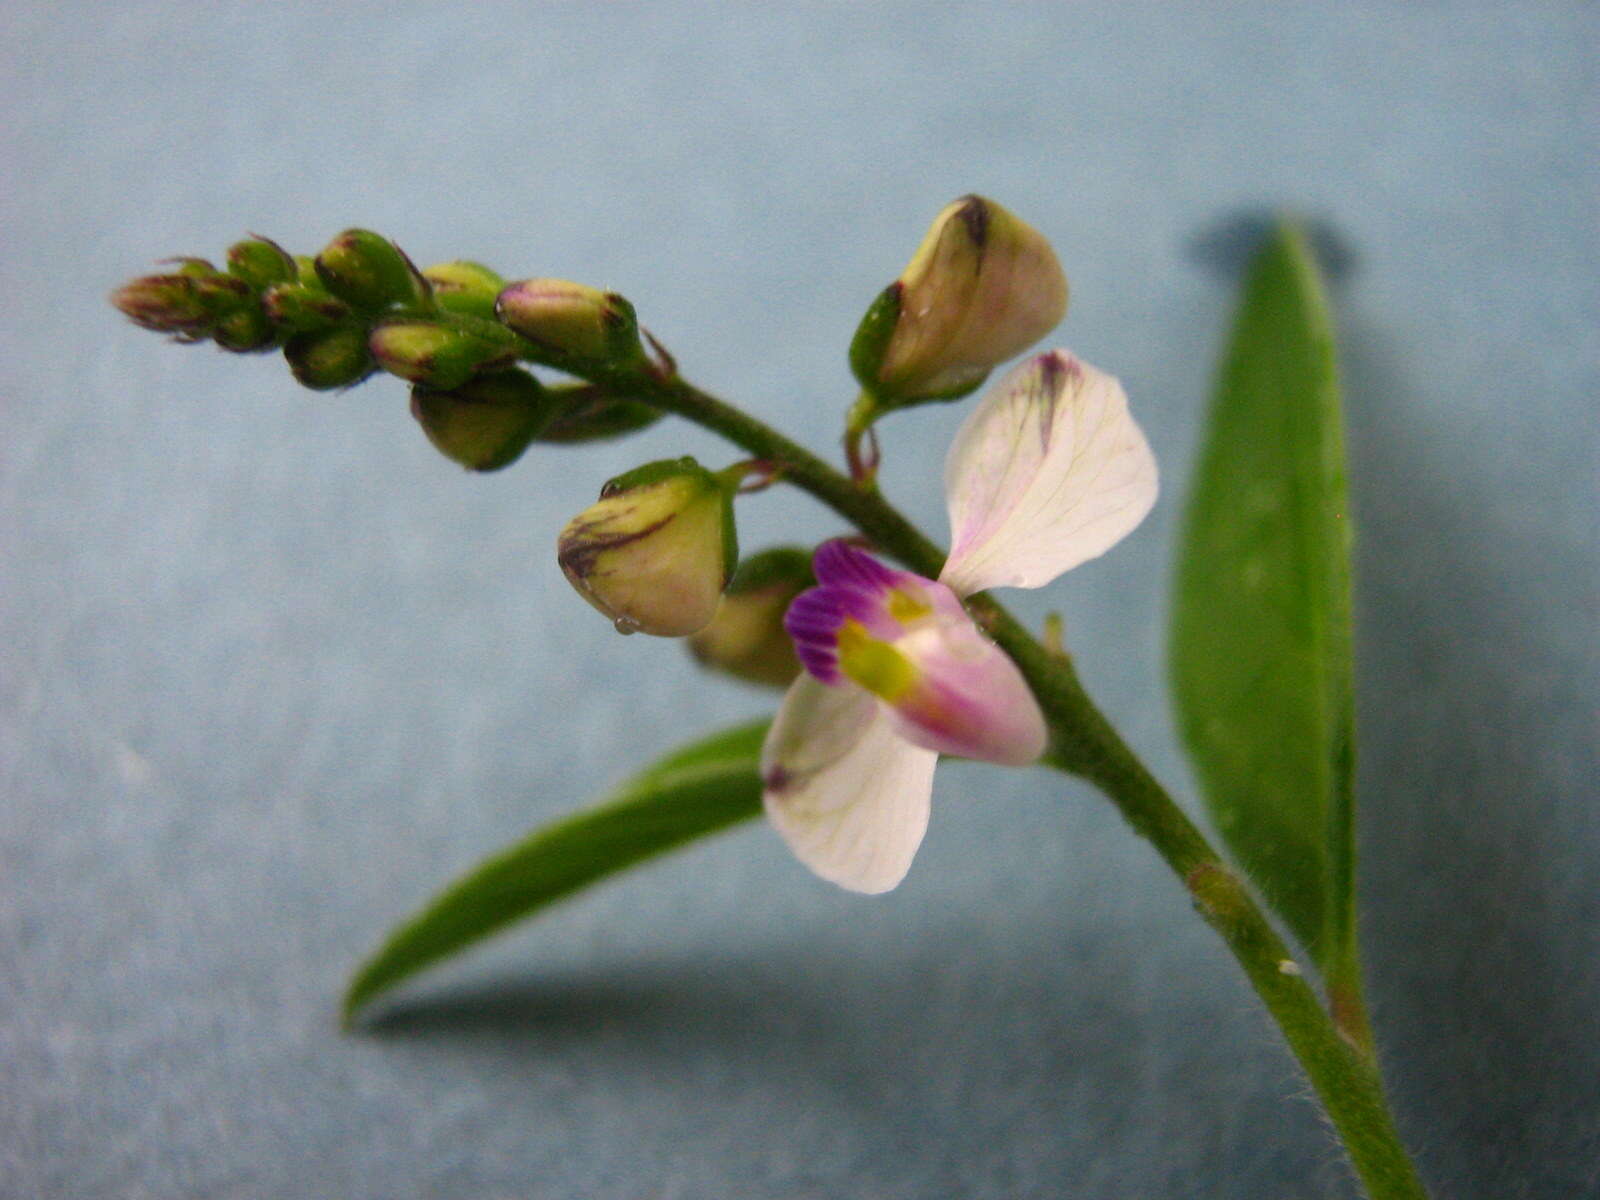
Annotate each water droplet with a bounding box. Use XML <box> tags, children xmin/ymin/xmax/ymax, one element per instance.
<box><xmin>613</xmin><ymin>615</ymin><xmax>640</xmax><ymax>636</ymax></box>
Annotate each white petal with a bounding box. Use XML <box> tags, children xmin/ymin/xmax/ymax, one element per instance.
<box><xmin>939</xmin><ymin>351</ymin><xmax>1158</xmax><ymax>595</ymax></box>
<box><xmin>761</xmin><ymin>676</ymin><xmax>939</xmax><ymax>894</ymax></box>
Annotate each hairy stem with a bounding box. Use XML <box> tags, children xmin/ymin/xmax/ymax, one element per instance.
<box><xmin>599</xmin><ymin>366</ymin><xmax>1424</xmax><ymax>1199</ymax></box>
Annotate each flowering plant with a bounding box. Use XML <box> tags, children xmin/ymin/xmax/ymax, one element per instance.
<box><xmin>112</xmin><ymin>198</ymin><xmax>1426</xmax><ymax>1197</ymax></box>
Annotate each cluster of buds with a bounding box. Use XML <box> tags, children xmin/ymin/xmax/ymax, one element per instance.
<box><xmin>110</xmin><ymin>197</ymin><xmax>1077</xmax><ymax>691</ymax></box>
<box><xmin>110</xmin><ymin>241</ymin><xmax>285</xmax><ymax>353</ymax></box>
<box><xmin>111</xmin><ymin>229</ymin><xmax>664</xmax><ymax>471</ymax></box>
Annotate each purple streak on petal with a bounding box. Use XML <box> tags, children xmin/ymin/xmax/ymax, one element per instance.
<box><xmin>812</xmin><ymin>540</ymin><xmax>904</xmax><ymax>591</ymax></box>
<box><xmin>784</xmin><ymin>585</ymin><xmax>865</xmax><ymax>683</ymax></box>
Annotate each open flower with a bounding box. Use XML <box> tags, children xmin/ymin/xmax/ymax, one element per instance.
<box><xmin>762</xmin><ymin>351</ymin><xmax>1159</xmax><ymax>892</ymax></box>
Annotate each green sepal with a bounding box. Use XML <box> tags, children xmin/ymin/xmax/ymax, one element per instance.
<box><xmin>192</xmin><ymin>272</ymin><xmax>254</xmax><ymax>316</ymax></box>
<box><xmin>166</xmin><ymin>256</ymin><xmax>218</xmax><ymax>278</ymax></box>
<box><xmin>422</xmin><ymin>260</ymin><xmax>506</xmax><ymax>321</ymax></box>
<box><xmin>315</xmin><ymin>228</ymin><xmax>431</xmax><ymax>313</ymax></box>
<box><xmin>262</xmin><ymin>282</ymin><xmax>352</xmax><ymax>333</ymax></box>
<box><xmin>226</xmin><ymin>236</ymin><xmax>298</xmax><ymax>289</ymax></box>
<box><xmin>284</xmin><ymin>325</ymin><xmax>376</xmax><ymax>390</ymax></box>
<box><xmin>410</xmin><ymin>369</ymin><xmax>555</xmax><ymax>472</ymax></box>
<box><xmin>725</xmin><ymin>545</ymin><xmax>813</xmax><ymax>594</ymax></box>
<box><xmin>845</xmin><ymin>280</ymin><xmax>987</xmax><ymax>423</ymax></box>
<box><xmin>535</xmin><ymin>387</ymin><xmax>663</xmax><ymax>444</ymax></box>
<box><xmin>599</xmin><ymin>454</ymin><xmax>716</xmax><ymax>495</ymax></box>
<box><xmin>212</xmin><ymin>301</ymin><xmax>276</xmax><ymax>353</ymax></box>
<box><xmin>847</xmin><ymin>282</ymin><xmax>902</xmax><ymax>396</ymax></box>
<box><xmin>368</xmin><ymin>316</ymin><xmax>520</xmax><ymax>390</ymax></box>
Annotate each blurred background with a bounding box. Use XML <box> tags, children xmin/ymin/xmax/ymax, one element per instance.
<box><xmin>2</xmin><ymin>4</ymin><xmax>1595</xmax><ymax>1197</ymax></box>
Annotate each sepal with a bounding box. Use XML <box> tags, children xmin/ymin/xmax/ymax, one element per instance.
<box><xmin>410</xmin><ymin>369</ymin><xmax>555</xmax><ymax>472</ymax></box>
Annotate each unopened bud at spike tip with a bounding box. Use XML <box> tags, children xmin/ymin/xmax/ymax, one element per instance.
<box><xmin>496</xmin><ymin>278</ymin><xmax>642</xmax><ymax>363</ymax></box>
<box><xmin>369</xmin><ymin>319</ymin><xmax>519</xmax><ymax>390</ymax></box>
<box><xmin>422</xmin><ymin>261</ymin><xmax>505</xmax><ymax>321</ymax></box>
<box><xmin>111</xmin><ymin>274</ymin><xmax>211</xmax><ymax>336</ymax></box>
<box><xmin>410</xmin><ymin>369</ymin><xmax>555</xmax><ymax>472</ymax></box>
<box><xmin>557</xmin><ymin>457</ymin><xmax>737</xmax><ymax>638</ymax></box>
<box><xmin>850</xmin><ymin>195</ymin><xmax>1068</xmax><ymax>410</ymax></box>
<box><xmin>688</xmin><ymin>546</ymin><xmax>814</xmax><ymax>687</ymax></box>
<box><xmin>284</xmin><ymin>326</ymin><xmax>375</xmax><ymax>390</ymax></box>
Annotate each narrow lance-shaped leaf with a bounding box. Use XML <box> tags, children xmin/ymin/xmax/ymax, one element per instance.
<box><xmin>1169</xmin><ymin>222</ymin><xmax>1356</xmax><ymax>981</ymax></box>
<box><xmin>343</xmin><ymin>720</ymin><xmax>769</xmax><ymax>1022</ymax></box>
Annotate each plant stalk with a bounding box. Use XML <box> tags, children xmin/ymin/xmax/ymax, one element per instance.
<box><xmin>592</xmin><ymin>365</ymin><xmax>1425</xmax><ymax>1199</ymax></box>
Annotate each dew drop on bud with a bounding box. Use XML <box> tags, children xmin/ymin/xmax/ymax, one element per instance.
<box><xmin>613</xmin><ymin>615</ymin><xmax>641</xmax><ymax>636</ymax></box>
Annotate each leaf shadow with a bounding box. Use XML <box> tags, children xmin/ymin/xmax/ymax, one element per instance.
<box><xmin>347</xmin><ymin>910</ymin><xmax>1345</xmax><ymax>1196</ymax></box>
<box><xmin>1339</xmin><ymin>317</ymin><xmax>1600</xmax><ymax>1197</ymax></box>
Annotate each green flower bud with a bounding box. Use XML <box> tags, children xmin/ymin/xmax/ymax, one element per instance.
<box><xmin>111</xmin><ymin>261</ymin><xmax>264</xmax><ymax>344</ymax></box>
<box><xmin>850</xmin><ymin>195</ymin><xmax>1068</xmax><ymax>407</ymax></box>
<box><xmin>284</xmin><ymin>326</ymin><xmax>375</xmax><ymax>390</ymax></box>
<box><xmin>410</xmin><ymin>369</ymin><xmax>555</xmax><ymax>472</ymax></box>
<box><xmin>211</xmin><ymin>301</ymin><xmax>276</xmax><ymax>353</ymax></box>
<box><xmin>262</xmin><ymin>281</ymin><xmax>352</xmax><ymax>332</ymax></box>
<box><xmin>557</xmin><ymin>457</ymin><xmax>737</xmax><ymax>637</ymax></box>
<box><xmin>496</xmin><ymin>278</ymin><xmax>642</xmax><ymax>363</ymax></box>
<box><xmin>110</xmin><ymin>274</ymin><xmax>211</xmax><ymax>336</ymax></box>
<box><xmin>422</xmin><ymin>260</ymin><xmax>505</xmax><ymax>321</ymax></box>
<box><xmin>314</xmin><ymin>229</ymin><xmax>430</xmax><ymax>312</ymax></box>
<box><xmin>167</xmin><ymin>256</ymin><xmax>219</xmax><ymax>278</ymax></box>
<box><xmin>369</xmin><ymin>318</ymin><xmax>519</xmax><ymax>390</ymax></box>
<box><xmin>226</xmin><ymin>236</ymin><xmax>298</xmax><ymax>289</ymax></box>
<box><xmin>535</xmin><ymin>385</ymin><xmax>663</xmax><ymax>444</ymax></box>
<box><xmin>192</xmin><ymin>272</ymin><xmax>255</xmax><ymax>315</ymax></box>
<box><xmin>687</xmin><ymin>546</ymin><xmax>814</xmax><ymax>687</ymax></box>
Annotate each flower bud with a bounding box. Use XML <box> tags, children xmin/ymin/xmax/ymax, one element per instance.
<box><xmin>211</xmin><ymin>300</ymin><xmax>276</xmax><ymax>352</ymax></box>
<box><xmin>261</xmin><ymin>281</ymin><xmax>352</xmax><ymax>332</ymax></box>
<box><xmin>557</xmin><ymin>457</ymin><xmax>737</xmax><ymax>637</ymax></box>
<box><xmin>226</xmin><ymin>236</ymin><xmax>298</xmax><ymax>290</ymax></box>
<box><xmin>850</xmin><ymin>195</ymin><xmax>1067</xmax><ymax>407</ymax></box>
<box><xmin>284</xmin><ymin>326</ymin><xmax>375</xmax><ymax>390</ymax></box>
<box><xmin>110</xmin><ymin>274</ymin><xmax>211</xmax><ymax>336</ymax></box>
<box><xmin>167</xmin><ymin>256</ymin><xmax>219</xmax><ymax>277</ymax></box>
<box><xmin>368</xmin><ymin>318</ymin><xmax>519</xmax><ymax>390</ymax></box>
<box><xmin>422</xmin><ymin>260</ymin><xmax>505</xmax><ymax>321</ymax></box>
<box><xmin>410</xmin><ymin>369</ymin><xmax>555</xmax><ymax>472</ymax></box>
<box><xmin>535</xmin><ymin>386</ymin><xmax>663</xmax><ymax>444</ymax></box>
<box><xmin>496</xmin><ymin>279</ymin><xmax>642</xmax><ymax>363</ymax></box>
<box><xmin>314</xmin><ymin>229</ymin><xmax>430</xmax><ymax>312</ymax></box>
<box><xmin>688</xmin><ymin>547</ymin><xmax>814</xmax><ymax>687</ymax></box>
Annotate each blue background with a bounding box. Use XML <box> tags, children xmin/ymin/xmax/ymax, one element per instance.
<box><xmin>2</xmin><ymin>4</ymin><xmax>1595</xmax><ymax>1197</ymax></box>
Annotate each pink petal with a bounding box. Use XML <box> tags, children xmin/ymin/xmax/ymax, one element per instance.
<box><xmin>940</xmin><ymin>351</ymin><xmax>1158</xmax><ymax>596</ymax></box>
<box><xmin>761</xmin><ymin>676</ymin><xmax>939</xmax><ymax>894</ymax></box>
<box><xmin>884</xmin><ymin>620</ymin><xmax>1048</xmax><ymax>765</ymax></box>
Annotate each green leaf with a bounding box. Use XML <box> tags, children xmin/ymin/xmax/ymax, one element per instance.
<box><xmin>343</xmin><ymin>719</ymin><xmax>769</xmax><ymax>1022</ymax></box>
<box><xmin>1170</xmin><ymin>222</ymin><xmax>1355</xmax><ymax>976</ymax></box>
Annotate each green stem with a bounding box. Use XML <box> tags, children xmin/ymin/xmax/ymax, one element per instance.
<box><xmin>585</xmin><ymin>365</ymin><xmax>1424</xmax><ymax>1199</ymax></box>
